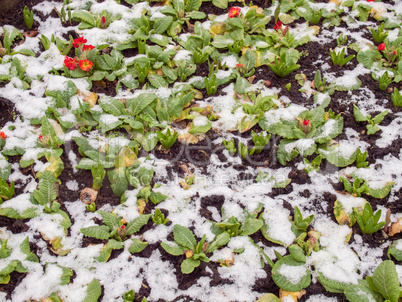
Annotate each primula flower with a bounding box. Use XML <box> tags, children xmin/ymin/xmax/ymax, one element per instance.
<box><xmin>39</xmin><ymin>135</ymin><xmax>43</xmax><ymax>140</ymax></box>
<box><xmin>0</xmin><ymin>131</ymin><xmax>6</xmax><ymax>139</ymax></box>
<box><xmin>378</xmin><ymin>43</ymin><xmax>386</xmax><ymax>51</ymax></box>
<box><xmin>303</xmin><ymin>119</ymin><xmax>310</xmax><ymax>126</ymax></box>
<box><xmin>367</xmin><ymin>0</ymin><xmax>374</xmax><ymax>2</ymax></box>
<box><xmin>274</xmin><ymin>20</ymin><xmax>283</xmax><ymax>30</ymax></box>
<box><xmin>236</xmin><ymin>63</ymin><xmax>244</xmax><ymax>67</ymax></box>
<box><xmin>72</xmin><ymin>37</ymin><xmax>87</xmax><ymax>48</ymax></box>
<box><xmin>228</xmin><ymin>7</ymin><xmax>241</xmax><ymax>18</ymax></box>
<box><xmin>100</xmin><ymin>16</ymin><xmax>107</xmax><ymax>29</ymax></box>
<box><xmin>64</xmin><ymin>56</ymin><xmax>77</xmax><ymax>70</ymax></box>
<box><xmin>83</xmin><ymin>44</ymin><xmax>95</xmax><ymax>51</ymax></box>
<box><xmin>78</xmin><ymin>59</ymin><xmax>93</xmax><ymax>71</ymax></box>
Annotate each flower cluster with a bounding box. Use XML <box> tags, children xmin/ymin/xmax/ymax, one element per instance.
<box><xmin>274</xmin><ymin>20</ymin><xmax>282</xmax><ymax>30</ymax></box>
<box><xmin>64</xmin><ymin>37</ymin><xmax>95</xmax><ymax>72</ymax></box>
<box><xmin>228</xmin><ymin>7</ymin><xmax>241</xmax><ymax>18</ymax></box>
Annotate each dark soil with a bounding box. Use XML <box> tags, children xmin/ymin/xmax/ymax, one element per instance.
<box><xmin>0</xmin><ymin>0</ymin><xmax>401</xmax><ymax>301</ymax></box>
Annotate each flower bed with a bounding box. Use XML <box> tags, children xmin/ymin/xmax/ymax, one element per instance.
<box><xmin>0</xmin><ymin>0</ymin><xmax>402</xmax><ymax>301</ymax></box>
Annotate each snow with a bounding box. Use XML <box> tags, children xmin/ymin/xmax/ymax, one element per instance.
<box><xmin>0</xmin><ymin>0</ymin><xmax>401</xmax><ymax>301</ymax></box>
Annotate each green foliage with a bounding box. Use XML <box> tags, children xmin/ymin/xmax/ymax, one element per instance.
<box><xmin>313</xmin><ymin>70</ymin><xmax>335</xmax><ymax>95</ymax></box>
<box><xmin>204</xmin><ymin>72</ymin><xmax>217</xmax><ymax>95</ymax></box>
<box><xmin>345</xmin><ymin>260</ymin><xmax>401</xmax><ymax>302</ymax></box>
<box><xmin>355</xmin><ymin>148</ymin><xmax>368</xmax><ymax>168</ymax></box>
<box><xmin>268</xmin><ymin>48</ymin><xmax>301</xmax><ymax>77</ymax></box>
<box><xmin>211</xmin><ymin>204</ymin><xmax>263</xmax><ymax>238</ymax></box>
<box><xmin>251</xmin><ymin>131</ymin><xmax>271</xmax><ymax>154</ymax></box>
<box><xmin>272</xmin><ymin>255</ymin><xmax>311</xmax><ymax>292</ymax></box>
<box><xmin>0</xmin><ymin>178</ymin><xmax>14</xmax><ymax>204</ymax></box>
<box><xmin>152</xmin><ymin>208</ymin><xmax>169</xmax><ymax>225</ymax></box>
<box><xmin>303</xmin><ymin>155</ymin><xmax>322</xmax><ymax>174</ymax></box>
<box><xmin>330</xmin><ymin>48</ymin><xmax>355</xmax><ymax>66</ymax></box>
<box><xmin>83</xmin><ymin>278</ymin><xmax>102</xmax><ymax>302</ymax></box>
<box><xmin>0</xmin><ymin>239</ymin><xmax>11</xmax><ymax>259</ymax></box>
<box><xmin>0</xmin><ymin>260</ymin><xmax>27</xmax><ymax>284</ymax></box>
<box><xmin>353</xmin><ymin>203</ymin><xmax>385</xmax><ymax>235</ymax></box>
<box><xmin>378</xmin><ymin>71</ymin><xmax>392</xmax><ymax>91</ymax></box>
<box><xmin>161</xmin><ymin>224</ymin><xmax>230</xmax><ymax>274</ymax></box>
<box><xmin>291</xmin><ymin>206</ymin><xmax>314</xmax><ymax>238</ymax></box>
<box><xmin>81</xmin><ymin>211</ymin><xmax>151</xmax><ymax>242</ymax></box>
<box><xmin>23</xmin><ymin>6</ymin><xmax>34</xmax><ymax>29</ymax></box>
<box><xmin>371</xmin><ymin>22</ymin><xmax>388</xmax><ymax>44</ymax></box>
<box><xmin>3</xmin><ymin>25</ymin><xmax>24</xmax><ymax>54</ymax></box>
<box><xmin>353</xmin><ymin>105</ymin><xmax>388</xmax><ymax>135</ymax></box>
<box><xmin>223</xmin><ymin>139</ymin><xmax>237</xmax><ymax>154</ymax></box>
<box><xmin>91</xmin><ymin>162</ymin><xmax>106</xmax><ymax>190</ymax></box>
<box><xmin>157</xmin><ymin>128</ymin><xmax>178</xmax><ymax>150</ymax></box>
<box><xmin>392</xmin><ymin>88</ymin><xmax>402</xmax><ymax>107</ymax></box>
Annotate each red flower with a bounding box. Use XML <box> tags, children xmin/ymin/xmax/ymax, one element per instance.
<box><xmin>72</xmin><ymin>37</ymin><xmax>87</xmax><ymax>48</ymax></box>
<box><xmin>228</xmin><ymin>7</ymin><xmax>241</xmax><ymax>18</ymax></box>
<box><xmin>303</xmin><ymin>119</ymin><xmax>310</xmax><ymax>126</ymax></box>
<box><xmin>39</xmin><ymin>135</ymin><xmax>43</xmax><ymax>140</ymax></box>
<box><xmin>78</xmin><ymin>59</ymin><xmax>93</xmax><ymax>71</ymax></box>
<box><xmin>367</xmin><ymin>0</ymin><xmax>374</xmax><ymax>2</ymax></box>
<box><xmin>0</xmin><ymin>131</ymin><xmax>6</xmax><ymax>139</ymax></box>
<box><xmin>274</xmin><ymin>20</ymin><xmax>283</xmax><ymax>30</ymax></box>
<box><xmin>236</xmin><ymin>63</ymin><xmax>244</xmax><ymax>67</ymax></box>
<box><xmin>101</xmin><ymin>16</ymin><xmax>106</xmax><ymax>24</ymax></box>
<box><xmin>64</xmin><ymin>56</ymin><xmax>77</xmax><ymax>70</ymax></box>
<box><xmin>393</xmin><ymin>50</ymin><xmax>397</xmax><ymax>55</ymax></box>
<box><xmin>378</xmin><ymin>43</ymin><xmax>386</xmax><ymax>51</ymax></box>
<box><xmin>121</xmin><ymin>225</ymin><xmax>126</xmax><ymax>230</ymax></box>
<box><xmin>83</xmin><ymin>45</ymin><xmax>95</xmax><ymax>51</ymax></box>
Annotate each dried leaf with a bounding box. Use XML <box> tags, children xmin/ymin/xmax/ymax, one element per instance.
<box><xmin>370</xmin><ymin>4</ymin><xmax>387</xmax><ymax>20</ymax></box>
<box><xmin>78</xmin><ymin>89</ymin><xmax>98</xmax><ymax>107</ymax></box>
<box><xmin>279</xmin><ymin>289</ymin><xmax>306</xmax><ymax>301</ymax></box>
<box><xmin>388</xmin><ymin>218</ymin><xmax>402</xmax><ymax>236</ymax></box>
<box><xmin>80</xmin><ymin>187</ymin><xmax>98</xmax><ymax>204</ymax></box>
<box><xmin>209</xmin><ymin>22</ymin><xmax>226</xmax><ymax>36</ymax></box>
<box><xmin>137</xmin><ymin>199</ymin><xmax>146</xmax><ymax>215</ymax></box>
<box><xmin>178</xmin><ymin>130</ymin><xmax>205</xmax><ymax>145</ymax></box>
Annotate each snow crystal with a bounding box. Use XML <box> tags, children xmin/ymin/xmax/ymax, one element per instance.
<box><xmin>262</xmin><ymin>207</ymin><xmax>295</xmax><ymax>246</ymax></box>
<box><xmin>277</xmin><ymin>264</ymin><xmax>307</xmax><ymax>284</ymax></box>
<box><xmin>336</xmin><ymin>194</ymin><xmax>366</xmax><ymax>214</ymax></box>
<box><xmin>66</xmin><ymin>180</ymin><xmax>79</xmax><ymax>191</ymax></box>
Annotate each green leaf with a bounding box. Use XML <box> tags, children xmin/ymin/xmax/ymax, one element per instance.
<box><xmin>33</xmin><ymin>170</ymin><xmax>58</xmax><ymax>205</ymax></box>
<box><xmin>161</xmin><ymin>242</ymin><xmax>184</xmax><ymax>255</ymax></box>
<box><xmin>125</xmin><ymin>214</ymin><xmax>151</xmax><ymax>235</ymax></box>
<box><xmin>0</xmin><ymin>208</ymin><xmax>21</xmax><ymax>219</ymax></box>
<box><xmin>96</xmin><ymin>239</ymin><xmax>124</xmax><ymax>262</ymax></box>
<box><xmin>173</xmin><ymin>224</ymin><xmax>197</xmax><ymax>250</ymax></box>
<box><xmin>80</xmin><ymin>225</ymin><xmax>111</xmax><ymax>240</ymax></box>
<box><xmin>387</xmin><ymin>240</ymin><xmax>402</xmax><ymax>261</ymax></box>
<box><xmin>83</xmin><ymin>278</ymin><xmax>102</xmax><ymax>302</ymax></box>
<box><xmin>153</xmin><ymin>17</ymin><xmax>173</xmax><ymax>34</ymax></box>
<box><xmin>181</xmin><ymin>257</ymin><xmax>200</xmax><ymax>274</ymax></box>
<box><xmin>107</xmin><ymin>168</ymin><xmax>128</xmax><ymax>197</ymax></box>
<box><xmin>240</xmin><ymin>218</ymin><xmax>263</xmax><ymax>236</ymax></box>
<box><xmin>99</xmin><ymin>98</ymin><xmax>126</xmax><ymax>116</ymax></box>
<box><xmin>20</xmin><ymin>237</ymin><xmax>39</xmax><ymax>262</ymax></box>
<box><xmin>366</xmin><ymin>181</ymin><xmax>394</xmax><ymax>199</ymax></box>
<box><xmin>288</xmin><ymin>244</ymin><xmax>306</xmax><ymax>263</ymax></box>
<box><xmin>272</xmin><ymin>255</ymin><xmax>311</xmax><ymax>292</ymax></box>
<box><xmin>353</xmin><ymin>105</ymin><xmax>368</xmax><ymax>122</ymax></box>
<box><xmin>129</xmin><ymin>238</ymin><xmax>148</xmax><ymax>254</ymax></box>
<box><xmin>371</xmin><ymin>260</ymin><xmax>400</xmax><ymax>302</ymax></box>
<box><xmin>206</xmin><ymin>232</ymin><xmax>230</xmax><ymax>253</ymax></box>
<box><xmin>98</xmin><ymin>210</ymin><xmax>119</xmax><ymax>230</ymax></box>
<box><xmin>73</xmin><ymin>10</ymin><xmax>96</xmax><ymax>27</ymax></box>
<box><xmin>142</xmin><ymin>132</ymin><xmax>159</xmax><ymax>152</ymax></box>
<box><xmin>128</xmin><ymin>94</ymin><xmax>157</xmax><ymax>116</ymax></box>
<box><xmin>148</xmin><ymin>74</ymin><xmax>168</xmax><ymax>88</ymax></box>
<box><xmin>317</xmin><ymin>273</ymin><xmax>350</xmax><ymax>293</ymax></box>
<box><xmin>345</xmin><ymin>284</ymin><xmax>382</xmax><ymax>302</ymax></box>
<box><xmin>212</xmin><ymin>0</ymin><xmax>228</xmax><ymax>8</ymax></box>
<box><xmin>186</xmin><ymin>0</ymin><xmax>202</xmax><ymax>12</ymax></box>
<box><xmin>255</xmin><ymin>294</ymin><xmax>281</xmax><ymax>302</ymax></box>
<box><xmin>3</xmin><ymin>25</ymin><xmax>23</xmax><ymax>52</ymax></box>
